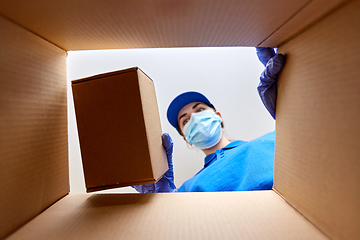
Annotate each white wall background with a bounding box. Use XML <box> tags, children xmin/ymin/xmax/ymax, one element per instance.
<box><xmin>67</xmin><ymin>47</ymin><xmax>275</xmax><ymax>193</ymax></box>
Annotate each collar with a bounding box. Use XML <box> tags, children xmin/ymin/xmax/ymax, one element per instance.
<box><xmin>204</xmin><ymin>140</ymin><xmax>246</xmax><ymax>167</ymax></box>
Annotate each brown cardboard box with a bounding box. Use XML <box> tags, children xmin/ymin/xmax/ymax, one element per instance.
<box><xmin>71</xmin><ymin>67</ymin><xmax>168</xmax><ymax>192</ymax></box>
<box><xmin>5</xmin><ymin>192</ymin><xmax>328</xmax><ymax>240</ymax></box>
<box><xmin>1</xmin><ymin>0</ymin><xmax>359</xmax><ymax>239</ymax></box>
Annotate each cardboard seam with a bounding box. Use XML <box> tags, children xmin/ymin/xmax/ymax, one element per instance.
<box><xmin>272</xmin><ymin>188</ymin><xmax>331</xmax><ymax>240</ymax></box>
<box><xmin>137</xmin><ymin>68</ymin><xmax>154</xmax><ymax>83</ymax></box>
<box><xmin>257</xmin><ymin>0</ymin><xmax>313</xmax><ymax>47</ymax></box>
<box><xmin>5</xmin><ymin>192</ymin><xmax>70</xmax><ymax>239</ymax></box>
<box><xmin>276</xmin><ymin>0</ymin><xmax>353</xmax><ymax>48</ymax></box>
<box><xmin>0</xmin><ymin>12</ymin><xmax>67</xmax><ymax>52</ymax></box>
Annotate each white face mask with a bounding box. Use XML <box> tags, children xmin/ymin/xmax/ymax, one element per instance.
<box><xmin>183</xmin><ymin>110</ymin><xmax>222</xmax><ymax>149</ymax></box>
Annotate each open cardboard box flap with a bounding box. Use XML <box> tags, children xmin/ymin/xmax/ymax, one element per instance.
<box><xmin>6</xmin><ymin>192</ymin><xmax>327</xmax><ymax>240</ymax></box>
<box><xmin>0</xmin><ymin>0</ymin><xmax>346</xmax><ymax>50</ymax></box>
<box><xmin>1</xmin><ymin>0</ymin><xmax>359</xmax><ymax>239</ymax></box>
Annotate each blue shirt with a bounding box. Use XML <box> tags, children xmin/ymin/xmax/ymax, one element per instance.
<box><xmin>177</xmin><ymin>131</ymin><xmax>275</xmax><ymax>192</ymax></box>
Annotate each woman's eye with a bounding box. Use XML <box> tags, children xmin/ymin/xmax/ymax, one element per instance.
<box><xmin>183</xmin><ymin>119</ymin><xmax>189</xmax><ymax>126</ymax></box>
<box><xmin>197</xmin><ymin>107</ymin><xmax>204</xmax><ymax>112</ymax></box>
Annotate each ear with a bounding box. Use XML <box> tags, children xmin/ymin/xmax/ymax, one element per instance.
<box><xmin>183</xmin><ymin>136</ymin><xmax>192</xmax><ymax>146</ymax></box>
<box><xmin>215</xmin><ymin>111</ymin><xmax>223</xmax><ymax>121</ymax></box>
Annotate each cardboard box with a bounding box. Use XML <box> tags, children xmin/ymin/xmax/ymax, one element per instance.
<box><xmin>5</xmin><ymin>192</ymin><xmax>328</xmax><ymax>240</ymax></box>
<box><xmin>1</xmin><ymin>0</ymin><xmax>359</xmax><ymax>239</ymax></box>
<box><xmin>71</xmin><ymin>67</ymin><xmax>168</xmax><ymax>192</ymax></box>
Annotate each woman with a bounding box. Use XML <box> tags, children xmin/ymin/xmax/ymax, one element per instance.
<box><xmin>133</xmin><ymin>47</ymin><xmax>284</xmax><ymax>193</ymax></box>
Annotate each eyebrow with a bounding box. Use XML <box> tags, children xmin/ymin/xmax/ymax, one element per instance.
<box><xmin>178</xmin><ymin>102</ymin><xmax>203</xmax><ymax>123</ymax></box>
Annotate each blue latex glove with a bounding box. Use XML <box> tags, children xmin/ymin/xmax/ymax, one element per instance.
<box><xmin>256</xmin><ymin>47</ymin><xmax>275</xmax><ymax>67</ymax></box>
<box><xmin>256</xmin><ymin>47</ymin><xmax>285</xmax><ymax>119</ymax></box>
<box><xmin>132</xmin><ymin>133</ymin><xmax>177</xmax><ymax>193</ymax></box>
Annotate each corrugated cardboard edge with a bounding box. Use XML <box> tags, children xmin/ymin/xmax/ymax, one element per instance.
<box><xmin>137</xmin><ymin>68</ymin><xmax>169</xmax><ymax>181</ymax></box>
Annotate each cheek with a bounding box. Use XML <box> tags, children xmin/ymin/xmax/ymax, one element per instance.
<box><xmin>177</xmin><ymin>122</ymin><xmax>185</xmax><ymax>136</ymax></box>
<box><xmin>180</xmin><ymin>126</ymin><xmax>185</xmax><ymax>136</ymax></box>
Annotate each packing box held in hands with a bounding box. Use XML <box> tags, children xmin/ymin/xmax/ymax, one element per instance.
<box><xmin>71</xmin><ymin>67</ymin><xmax>168</xmax><ymax>192</ymax></box>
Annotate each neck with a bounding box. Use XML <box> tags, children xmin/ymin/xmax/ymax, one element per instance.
<box><xmin>201</xmin><ymin>134</ymin><xmax>231</xmax><ymax>156</ymax></box>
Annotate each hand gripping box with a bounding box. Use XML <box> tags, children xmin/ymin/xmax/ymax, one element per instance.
<box><xmin>72</xmin><ymin>67</ymin><xmax>168</xmax><ymax>192</ymax></box>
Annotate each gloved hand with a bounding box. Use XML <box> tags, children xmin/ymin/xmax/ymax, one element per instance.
<box><xmin>256</xmin><ymin>47</ymin><xmax>275</xmax><ymax>67</ymax></box>
<box><xmin>132</xmin><ymin>133</ymin><xmax>177</xmax><ymax>193</ymax></box>
<box><xmin>256</xmin><ymin>47</ymin><xmax>285</xmax><ymax>119</ymax></box>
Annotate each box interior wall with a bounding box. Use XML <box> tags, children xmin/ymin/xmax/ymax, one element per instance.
<box><xmin>275</xmin><ymin>1</ymin><xmax>360</xmax><ymax>239</ymax></box>
<box><xmin>1</xmin><ymin>0</ymin><xmax>359</xmax><ymax>239</ymax></box>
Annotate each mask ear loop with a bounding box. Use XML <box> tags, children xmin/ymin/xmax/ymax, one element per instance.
<box><xmin>186</xmin><ymin>142</ymin><xmax>194</xmax><ymax>149</ymax></box>
<box><xmin>182</xmin><ymin>135</ymin><xmax>193</xmax><ymax>147</ymax></box>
